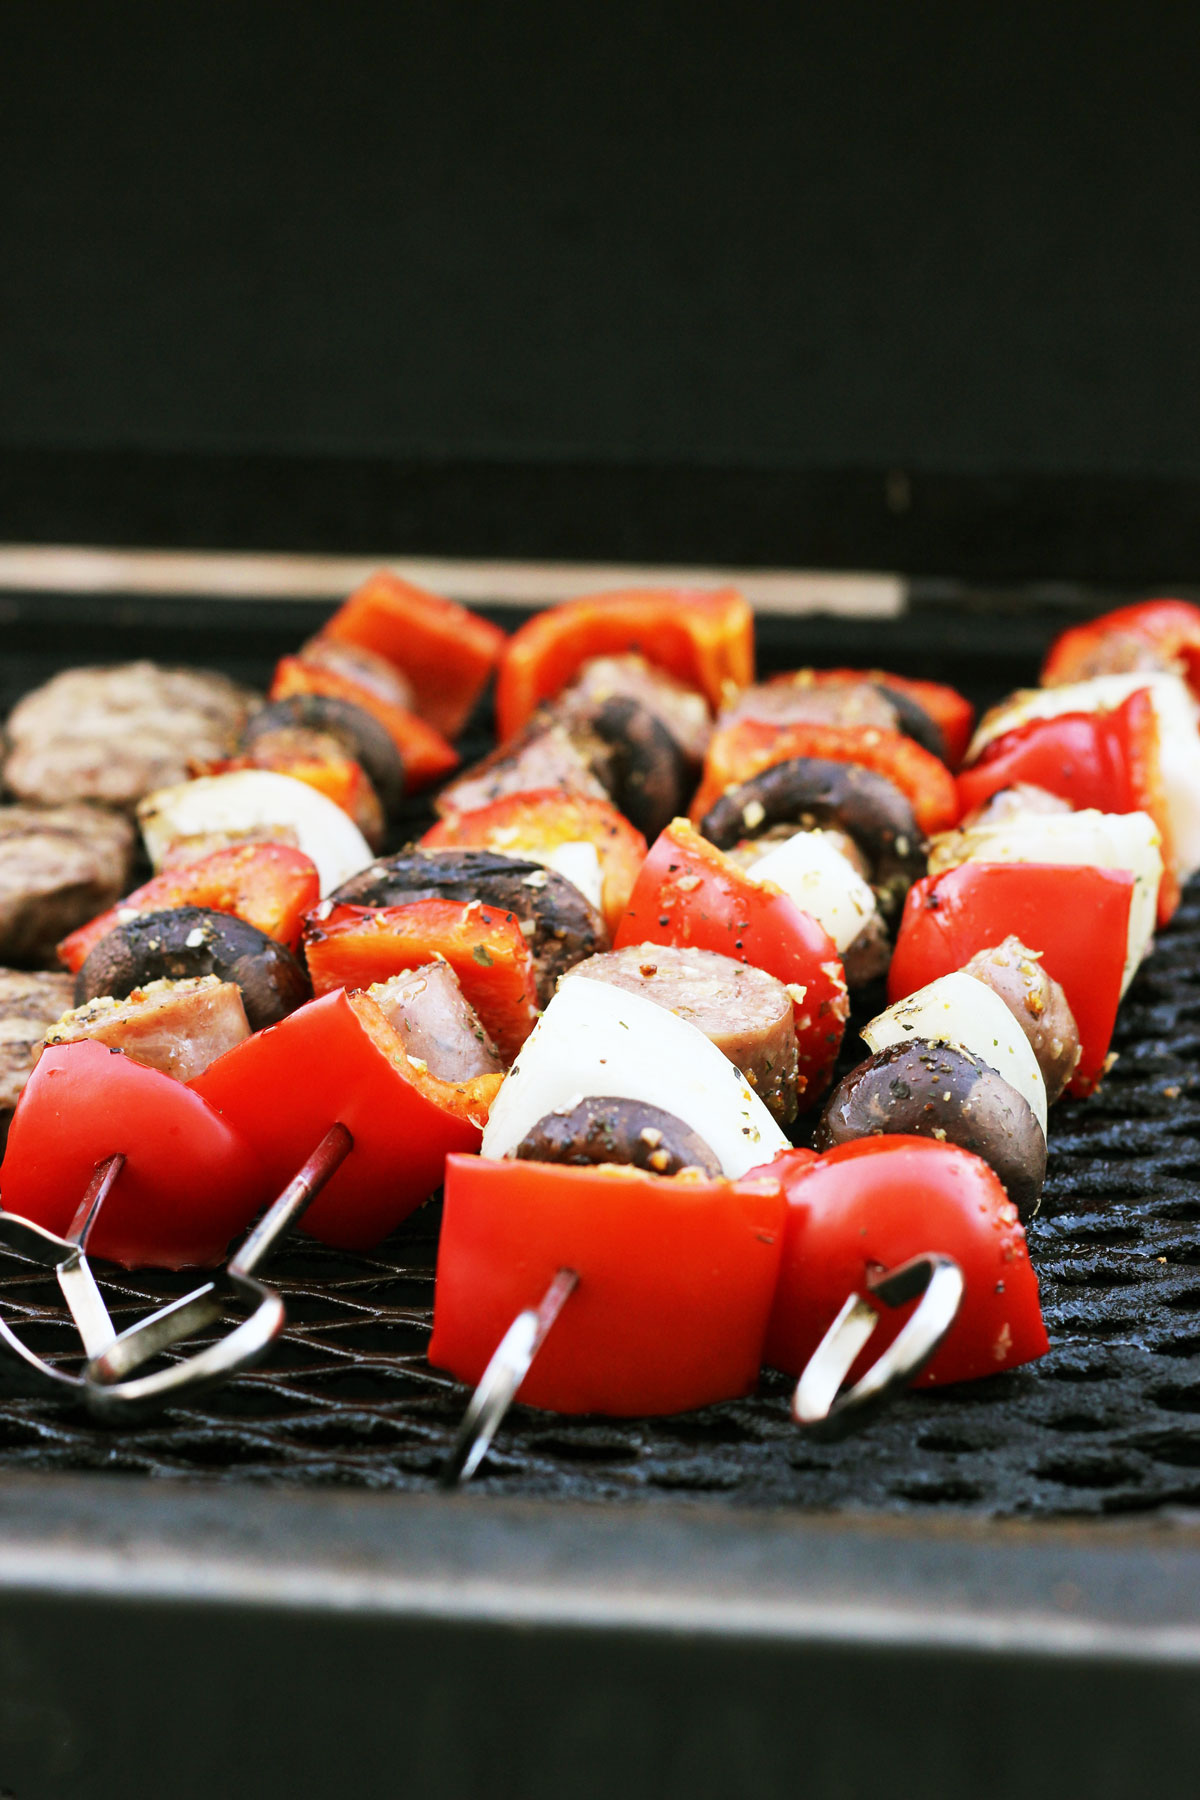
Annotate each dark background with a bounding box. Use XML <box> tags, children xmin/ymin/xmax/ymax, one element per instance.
<box><xmin>2</xmin><ymin>3</ymin><xmax>1199</xmax><ymax>580</ymax></box>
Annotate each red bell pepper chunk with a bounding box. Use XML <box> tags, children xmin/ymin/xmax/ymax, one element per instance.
<box><xmin>202</xmin><ymin>747</ymin><xmax>382</xmax><ymax>843</ymax></box>
<box><xmin>428</xmin><ymin>1154</ymin><xmax>786</xmax><ymax>1416</ymax></box>
<box><xmin>689</xmin><ymin>718</ymin><xmax>960</xmax><ymax>836</ymax></box>
<box><xmin>57</xmin><ymin>842</ymin><xmax>321</xmax><ymax>972</ymax></box>
<box><xmin>422</xmin><ymin>789</ymin><xmax>648</xmax><ymax>938</ymax></box>
<box><xmin>495</xmin><ymin>587</ymin><xmax>753</xmax><ymax>742</ymax></box>
<box><xmin>191</xmin><ymin>988</ymin><xmax>500</xmax><ymax>1250</ymax></box>
<box><xmin>795</xmin><ymin>668</ymin><xmax>976</xmax><ymax>767</ymax></box>
<box><xmin>303</xmin><ymin>898</ymin><xmax>539</xmax><ymax>1062</ymax></box>
<box><xmin>270</xmin><ymin>656</ymin><xmax>459</xmax><ymax>792</ymax></box>
<box><xmin>320</xmin><ymin>570</ymin><xmax>507</xmax><ymax>740</ymax></box>
<box><xmin>614</xmin><ymin>818</ymin><xmax>848</xmax><ymax>1107</ymax></box>
<box><xmin>755</xmin><ymin>1136</ymin><xmax>1049</xmax><ymax>1388</ymax></box>
<box><xmin>956</xmin><ymin>690</ymin><xmax>1180</xmax><ymax>922</ymax></box>
<box><xmin>1042</xmin><ymin>599</ymin><xmax>1200</xmax><ymax>698</ymax></box>
<box><xmin>887</xmin><ymin>862</ymin><xmax>1135</xmax><ymax>1096</ymax></box>
<box><xmin>0</xmin><ymin>1040</ymin><xmax>270</xmax><ymax>1268</ymax></box>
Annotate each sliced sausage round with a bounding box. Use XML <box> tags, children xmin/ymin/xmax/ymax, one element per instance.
<box><xmin>75</xmin><ymin>906</ymin><xmax>311</xmax><ymax>1032</ymax></box>
<box><xmin>513</xmin><ymin>1097</ymin><xmax>721</xmax><ymax>1177</ymax></box>
<box><xmin>566</xmin><ymin>942</ymin><xmax>800</xmax><ymax>1127</ymax></box>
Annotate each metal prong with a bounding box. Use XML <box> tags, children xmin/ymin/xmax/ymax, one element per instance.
<box><xmin>792</xmin><ymin>1253</ymin><xmax>965</xmax><ymax>1440</ymax></box>
<box><xmin>440</xmin><ymin>1268</ymin><xmax>578</xmax><ymax>1489</ymax></box>
<box><xmin>0</xmin><ymin>1157</ymin><xmax>125</xmax><ymax>1394</ymax></box>
<box><xmin>55</xmin><ymin>1154</ymin><xmax>124</xmax><ymax>1360</ymax></box>
<box><xmin>84</xmin><ymin>1121</ymin><xmax>354</xmax><ymax>1421</ymax></box>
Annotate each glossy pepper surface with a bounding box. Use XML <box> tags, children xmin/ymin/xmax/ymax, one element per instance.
<box><xmin>689</xmin><ymin>718</ymin><xmax>959</xmax><ymax>835</ymax></box>
<box><xmin>192</xmin><ymin>989</ymin><xmax>499</xmax><ymax>1249</ymax></box>
<box><xmin>0</xmin><ymin>1040</ymin><xmax>270</xmax><ymax>1269</ymax></box>
<box><xmin>956</xmin><ymin>690</ymin><xmax>1179</xmax><ymax>921</ymax></box>
<box><xmin>320</xmin><ymin>569</ymin><xmax>507</xmax><ymax>740</ymax></box>
<box><xmin>614</xmin><ymin>818</ymin><xmax>848</xmax><ymax>1106</ymax></box>
<box><xmin>58</xmin><ymin>842</ymin><xmax>321</xmax><ymax>970</ymax></box>
<box><xmin>428</xmin><ymin>1154</ymin><xmax>786</xmax><ymax>1415</ymax></box>
<box><xmin>271</xmin><ymin>656</ymin><xmax>459</xmax><ymax>792</ymax></box>
<box><xmin>304</xmin><ymin>897</ymin><xmax>539</xmax><ymax>1061</ymax></box>
<box><xmin>1042</xmin><ymin>599</ymin><xmax>1200</xmax><ymax>697</ymax></box>
<box><xmin>756</xmin><ymin>1136</ymin><xmax>1049</xmax><ymax>1387</ymax></box>
<box><xmin>495</xmin><ymin>587</ymin><xmax>752</xmax><ymax>742</ymax></box>
<box><xmin>423</xmin><ymin>789</ymin><xmax>647</xmax><ymax>938</ymax></box>
<box><xmin>886</xmin><ymin>862</ymin><xmax>1134</xmax><ymax>1096</ymax></box>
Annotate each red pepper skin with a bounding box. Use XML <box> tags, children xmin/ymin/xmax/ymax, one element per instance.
<box><xmin>0</xmin><ymin>1041</ymin><xmax>270</xmax><ymax>1269</ymax></box>
<box><xmin>428</xmin><ymin>1154</ymin><xmax>786</xmax><ymax>1415</ymax></box>
<box><xmin>320</xmin><ymin>570</ymin><xmax>507</xmax><ymax>740</ymax></box>
<box><xmin>57</xmin><ymin>843</ymin><xmax>321</xmax><ymax>972</ymax></box>
<box><xmin>755</xmin><ymin>1136</ymin><xmax>1049</xmax><ymax>1387</ymax></box>
<box><xmin>303</xmin><ymin>898</ymin><xmax>539</xmax><ymax>1061</ymax></box>
<box><xmin>422</xmin><ymin>789</ymin><xmax>648</xmax><ymax>938</ymax></box>
<box><xmin>887</xmin><ymin>863</ymin><xmax>1134</xmax><ymax>1096</ymax></box>
<box><xmin>689</xmin><ymin>718</ymin><xmax>959</xmax><ymax>835</ymax></box>
<box><xmin>1042</xmin><ymin>599</ymin><xmax>1200</xmax><ymax>697</ymax></box>
<box><xmin>956</xmin><ymin>691</ymin><xmax>1179</xmax><ymax>922</ymax></box>
<box><xmin>495</xmin><ymin>587</ymin><xmax>753</xmax><ymax>742</ymax></box>
<box><xmin>191</xmin><ymin>989</ymin><xmax>499</xmax><ymax>1249</ymax></box>
<box><xmin>796</xmin><ymin>669</ymin><xmax>976</xmax><ymax>767</ymax></box>
<box><xmin>614</xmin><ymin>819</ymin><xmax>848</xmax><ymax>1107</ymax></box>
<box><xmin>270</xmin><ymin>657</ymin><xmax>459</xmax><ymax>792</ymax></box>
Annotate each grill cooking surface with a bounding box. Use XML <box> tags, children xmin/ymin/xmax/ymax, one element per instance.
<box><xmin>2</xmin><ymin>884</ymin><xmax>1198</xmax><ymax>1517</ymax></box>
<box><xmin>1</xmin><ymin>601</ymin><xmax>1198</xmax><ymax>1518</ymax></box>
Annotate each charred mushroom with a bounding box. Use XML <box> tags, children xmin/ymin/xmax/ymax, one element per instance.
<box><xmin>325</xmin><ymin>847</ymin><xmax>609</xmax><ymax>1005</ymax></box>
<box><xmin>816</xmin><ymin>1038</ymin><xmax>1047</xmax><ymax>1219</ymax></box>
<box><xmin>700</xmin><ymin>756</ymin><xmax>926</xmax><ymax>914</ymax></box>
<box><xmin>75</xmin><ymin>906</ymin><xmax>310</xmax><ymax>1031</ymax></box>
<box><xmin>572</xmin><ymin>695</ymin><xmax>692</xmax><ymax>840</ymax></box>
<box><xmin>241</xmin><ymin>695</ymin><xmax>405</xmax><ymax>814</ymax></box>
<box><xmin>513</xmin><ymin>1097</ymin><xmax>722</xmax><ymax>1177</ymax></box>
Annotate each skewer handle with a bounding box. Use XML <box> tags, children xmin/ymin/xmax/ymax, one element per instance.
<box><xmin>792</xmin><ymin>1253</ymin><xmax>964</xmax><ymax>1438</ymax></box>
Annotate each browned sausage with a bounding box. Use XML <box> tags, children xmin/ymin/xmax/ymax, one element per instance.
<box><xmin>370</xmin><ymin>962</ymin><xmax>503</xmax><ymax>1082</ymax></box>
<box><xmin>565</xmin><ymin>943</ymin><xmax>800</xmax><ymax>1127</ymax></box>
<box><xmin>44</xmin><ymin>975</ymin><xmax>251</xmax><ymax>1082</ymax></box>
<box><xmin>961</xmin><ymin>938</ymin><xmax>1081</xmax><ymax>1104</ymax></box>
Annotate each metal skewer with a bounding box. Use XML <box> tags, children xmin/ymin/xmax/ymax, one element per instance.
<box><xmin>0</xmin><ymin>1153</ymin><xmax>123</xmax><ymax>1396</ymax></box>
<box><xmin>791</xmin><ymin>1252</ymin><xmax>965</xmax><ymax>1439</ymax></box>
<box><xmin>441</xmin><ymin>1267</ymin><xmax>579</xmax><ymax>1488</ymax></box>
<box><xmin>84</xmin><ymin>1123</ymin><xmax>353</xmax><ymax>1422</ymax></box>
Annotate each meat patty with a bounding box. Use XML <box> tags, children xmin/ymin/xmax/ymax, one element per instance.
<box><xmin>436</xmin><ymin>720</ymin><xmax>611</xmax><ymax>819</ymax></box>
<box><xmin>0</xmin><ymin>803</ymin><xmax>135</xmax><ymax>967</ymax></box>
<box><xmin>4</xmin><ymin>662</ymin><xmax>258</xmax><ymax>809</ymax></box>
<box><xmin>370</xmin><ymin>963</ymin><xmax>503</xmax><ymax>1082</ymax></box>
<box><xmin>0</xmin><ymin>968</ymin><xmax>76</xmax><ymax>1133</ymax></box>
<box><xmin>565</xmin><ymin>943</ymin><xmax>800</xmax><ymax>1126</ymax></box>
<box><xmin>44</xmin><ymin>975</ymin><xmax>251</xmax><ymax>1083</ymax></box>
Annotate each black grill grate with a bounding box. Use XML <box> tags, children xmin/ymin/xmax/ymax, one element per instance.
<box><xmin>1</xmin><ymin>883</ymin><xmax>1198</xmax><ymax>1517</ymax></box>
<box><xmin>1</xmin><ymin>596</ymin><xmax>1199</xmax><ymax>1516</ymax></box>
